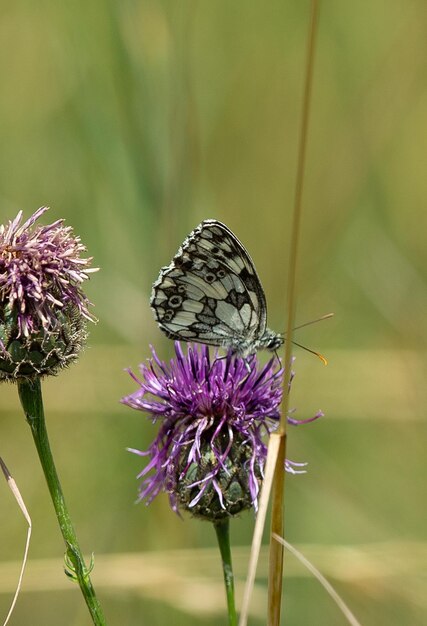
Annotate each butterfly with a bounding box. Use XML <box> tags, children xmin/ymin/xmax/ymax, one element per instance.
<box><xmin>150</xmin><ymin>219</ymin><xmax>283</xmax><ymax>358</ymax></box>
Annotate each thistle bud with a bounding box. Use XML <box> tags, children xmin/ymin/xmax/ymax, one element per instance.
<box><xmin>176</xmin><ymin>431</ymin><xmax>263</xmax><ymax>521</ymax></box>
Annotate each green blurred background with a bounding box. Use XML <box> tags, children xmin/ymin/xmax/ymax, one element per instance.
<box><xmin>1</xmin><ymin>1</ymin><xmax>426</xmax><ymax>624</ymax></box>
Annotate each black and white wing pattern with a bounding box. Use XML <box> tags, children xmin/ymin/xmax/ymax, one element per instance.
<box><xmin>150</xmin><ymin>220</ymin><xmax>283</xmax><ymax>357</ymax></box>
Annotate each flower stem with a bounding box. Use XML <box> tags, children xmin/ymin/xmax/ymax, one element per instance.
<box><xmin>17</xmin><ymin>378</ymin><xmax>107</xmax><ymax>626</ymax></box>
<box><xmin>214</xmin><ymin>519</ymin><xmax>237</xmax><ymax>626</ymax></box>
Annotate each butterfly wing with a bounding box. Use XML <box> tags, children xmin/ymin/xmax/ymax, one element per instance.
<box><xmin>150</xmin><ymin>220</ymin><xmax>268</xmax><ymax>351</ymax></box>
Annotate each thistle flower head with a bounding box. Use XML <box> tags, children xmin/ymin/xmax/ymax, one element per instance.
<box><xmin>0</xmin><ymin>207</ymin><xmax>98</xmax><ymax>380</ymax></box>
<box><xmin>122</xmin><ymin>343</ymin><xmax>322</xmax><ymax>521</ymax></box>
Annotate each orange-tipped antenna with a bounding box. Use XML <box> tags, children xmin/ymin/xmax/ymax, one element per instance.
<box><xmin>281</xmin><ymin>312</ymin><xmax>333</xmax><ymax>364</ymax></box>
<box><xmin>290</xmin><ymin>339</ymin><xmax>328</xmax><ymax>365</ymax></box>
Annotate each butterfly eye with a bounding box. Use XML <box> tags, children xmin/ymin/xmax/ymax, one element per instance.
<box><xmin>168</xmin><ymin>295</ymin><xmax>183</xmax><ymax>308</ymax></box>
<box><xmin>163</xmin><ymin>309</ymin><xmax>174</xmax><ymax>322</ymax></box>
<box><xmin>216</xmin><ymin>269</ymin><xmax>226</xmax><ymax>279</ymax></box>
<box><xmin>205</xmin><ymin>272</ymin><xmax>216</xmax><ymax>284</ymax></box>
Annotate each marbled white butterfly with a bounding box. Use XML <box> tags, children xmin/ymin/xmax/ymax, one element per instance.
<box><xmin>150</xmin><ymin>220</ymin><xmax>283</xmax><ymax>357</ymax></box>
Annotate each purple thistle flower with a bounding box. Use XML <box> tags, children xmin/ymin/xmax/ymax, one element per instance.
<box><xmin>0</xmin><ymin>207</ymin><xmax>98</xmax><ymax>380</ymax></box>
<box><xmin>0</xmin><ymin>207</ymin><xmax>97</xmax><ymax>336</ymax></box>
<box><xmin>122</xmin><ymin>342</ymin><xmax>322</xmax><ymax>521</ymax></box>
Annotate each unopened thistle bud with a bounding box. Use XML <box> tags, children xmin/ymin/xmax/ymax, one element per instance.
<box><xmin>0</xmin><ymin>207</ymin><xmax>98</xmax><ymax>380</ymax></box>
<box><xmin>176</xmin><ymin>430</ymin><xmax>264</xmax><ymax>521</ymax></box>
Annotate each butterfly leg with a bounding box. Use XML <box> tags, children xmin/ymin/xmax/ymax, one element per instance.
<box><xmin>208</xmin><ymin>352</ymin><xmax>227</xmax><ymax>377</ymax></box>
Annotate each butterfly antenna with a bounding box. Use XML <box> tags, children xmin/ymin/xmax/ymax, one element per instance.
<box><xmin>290</xmin><ymin>339</ymin><xmax>328</xmax><ymax>365</ymax></box>
<box><xmin>292</xmin><ymin>312</ymin><xmax>334</xmax><ymax>332</ymax></box>
<box><xmin>280</xmin><ymin>313</ymin><xmax>332</xmax><ymax>364</ymax></box>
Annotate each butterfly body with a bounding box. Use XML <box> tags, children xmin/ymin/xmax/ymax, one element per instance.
<box><xmin>150</xmin><ymin>220</ymin><xmax>283</xmax><ymax>357</ymax></box>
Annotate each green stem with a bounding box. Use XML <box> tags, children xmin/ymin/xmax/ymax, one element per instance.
<box><xmin>214</xmin><ymin>519</ymin><xmax>237</xmax><ymax>626</ymax></box>
<box><xmin>17</xmin><ymin>378</ymin><xmax>107</xmax><ymax>626</ymax></box>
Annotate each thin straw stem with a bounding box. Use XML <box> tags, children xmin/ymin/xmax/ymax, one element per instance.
<box><xmin>268</xmin><ymin>1</ymin><xmax>320</xmax><ymax>624</ymax></box>
<box><xmin>0</xmin><ymin>457</ymin><xmax>32</xmax><ymax>626</ymax></box>
<box><xmin>273</xmin><ymin>535</ymin><xmax>362</xmax><ymax>626</ymax></box>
